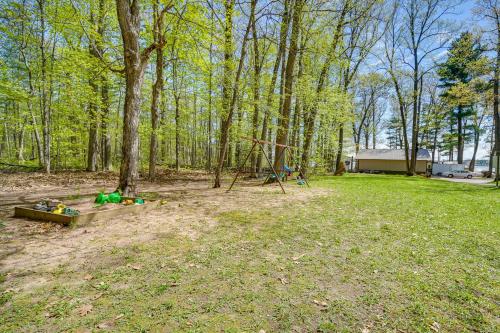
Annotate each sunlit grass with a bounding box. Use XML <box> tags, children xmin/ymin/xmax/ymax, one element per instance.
<box><xmin>0</xmin><ymin>174</ymin><xmax>498</xmax><ymax>332</ymax></box>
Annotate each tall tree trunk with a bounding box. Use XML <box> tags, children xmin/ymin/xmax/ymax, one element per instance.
<box><xmin>28</xmin><ymin>99</ymin><xmax>43</xmax><ymax>166</ymax></box>
<box><xmin>469</xmin><ymin>129</ymin><xmax>480</xmax><ymax>172</ymax></box>
<box><xmin>207</xmin><ymin>66</ymin><xmax>213</xmax><ymax>170</ymax></box>
<box><xmin>17</xmin><ymin>118</ymin><xmax>26</xmax><ymax>162</ymax></box>
<box><xmin>191</xmin><ymin>93</ymin><xmax>197</xmax><ymax>168</ymax></box>
<box><xmin>250</xmin><ymin>0</ymin><xmax>260</xmax><ymax>178</ymax></box>
<box><xmin>24</xmin><ymin>62</ymin><xmax>44</xmax><ymax>165</ymax></box>
<box><xmin>432</xmin><ymin>125</ymin><xmax>439</xmax><ymax>164</ymax></box>
<box><xmin>87</xmin><ymin>5</ymin><xmax>101</xmax><ymax>172</ymax></box>
<box><xmin>494</xmin><ymin>17</ymin><xmax>500</xmax><ymax>184</ymax></box>
<box><xmin>214</xmin><ymin>0</ymin><xmax>251</xmax><ymax>188</ymax></box>
<box><xmin>257</xmin><ymin>0</ymin><xmax>289</xmax><ymax>173</ymax></box>
<box><xmin>213</xmin><ymin>0</ymin><xmax>235</xmax><ymax>187</ymax></box>
<box><xmin>488</xmin><ymin>140</ymin><xmax>495</xmax><ymax>178</ymax></box>
<box><xmin>290</xmin><ymin>34</ymin><xmax>305</xmax><ymax>167</ymax></box>
<box><xmin>206</xmin><ymin>3</ymin><xmax>215</xmax><ymax>171</ymax></box>
<box><xmin>409</xmin><ymin>49</ymin><xmax>419</xmax><ymax>175</ymax></box>
<box><xmin>101</xmin><ymin>75</ymin><xmax>112</xmax><ymax>170</ymax></box>
<box><xmin>175</xmin><ymin>95</ymin><xmax>180</xmax><ymax>171</ymax></box>
<box><xmin>390</xmin><ymin>73</ymin><xmax>410</xmax><ymax>173</ymax></box>
<box><xmin>38</xmin><ymin>0</ymin><xmax>51</xmax><ymax>174</ymax></box>
<box><xmin>87</xmin><ymin>78</ymin><xmax>99</xmax><ymax>171</ymax></box>
<box><xmin>116</xmin><ymin>0</ymin><xmax>167</xmax><ymax>195</ymax></box>
<box><xmin>457</xmin><ymin>109</ymin><xmax>464</xmax><ymax>164</ymax></box>
<box><xmin>334</xmin><ymin>76</ymin><xmax>352</xmax><ymax>173</ymax></box>
<box><xmin>273</xmin><ymin>0</ymin><xmax>303</xmax><ymax>173</ymax></box>
<box><xmin>149</xmin><ymin>0</ymin><xmax>164</xmax><ymax>180</ymax></box>
<box><xmin>372</xmin><ymin>104</ymin><xmax>376</xmax><ymax>149</ymax></box>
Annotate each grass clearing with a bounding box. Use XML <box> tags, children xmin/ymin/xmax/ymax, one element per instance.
<box><xmin>0</xmin><ymin>174</ymin><xmax>499</xmax><ymax>332</ymax></box>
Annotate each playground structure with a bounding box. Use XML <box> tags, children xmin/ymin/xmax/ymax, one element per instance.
<box><xmin>228</xmin><ymin>137</ymin><xmax>310</xmax><ymax>194</ymax></box>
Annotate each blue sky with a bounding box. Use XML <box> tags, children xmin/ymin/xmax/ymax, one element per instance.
<box><xmin>374</xmin><ymin>0</ymin><xmax>494</xmax><ymax>162</ymax></box>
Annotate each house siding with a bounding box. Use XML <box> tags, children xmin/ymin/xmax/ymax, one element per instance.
<box><xmin>358</xmin><ymin>159</ymin><xmax>428</xmax><ymax>173</ymax></box>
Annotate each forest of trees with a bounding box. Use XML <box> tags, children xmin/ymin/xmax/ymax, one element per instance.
<box><xmin>0</xmin><ymin>0</ymin><xmax>499</xmax><ymax>193</ymax></box>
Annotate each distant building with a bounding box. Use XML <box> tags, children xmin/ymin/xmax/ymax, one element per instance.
<box><xmin>356</xmin><ymin>149</ymin><xmax>431</xmax><ymax>174</ymax></box>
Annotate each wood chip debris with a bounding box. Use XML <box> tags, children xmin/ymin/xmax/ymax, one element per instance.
<box><xmin>312</xmin><ymin>299</ymin><xmax>328</xmax><ymax>310</ymax></box>
<box><xmin>126</xmin><ymin>263</ymin><xmax>142</xmax><ymax>270</ymax></box>
<box><xmin>430</xmin><ymin>322</ymin><xmax>440</xmax><ymax>332</ymax></box>
<box><xmin>278</xmin><ymin>277</ymin><xmax>289</xmax><ymax>285</ymax></box>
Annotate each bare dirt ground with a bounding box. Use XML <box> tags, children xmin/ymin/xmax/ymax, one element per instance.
<box><xmin>0</xmin><ymin>170</ymin><xmax>330</xmax><ymax>292</ymax></box>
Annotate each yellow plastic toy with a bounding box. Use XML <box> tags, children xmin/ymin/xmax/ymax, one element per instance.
<box><xmin>52</xmin><ymin>204</ymin><xmax>66</xmax><ymax>214</ymax></box>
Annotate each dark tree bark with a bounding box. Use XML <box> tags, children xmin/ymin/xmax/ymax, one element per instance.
<box><xmin>273</xmin><ymin>0</ymin><xmax>304</xmax><ymax>173</ymax></box>
<box><xmin>115</xmin><ymin>0</ymin><xmax>170</xmax><ymax>195</ymax></box>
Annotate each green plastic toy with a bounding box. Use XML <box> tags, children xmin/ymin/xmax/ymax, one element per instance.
<box><xmin>63</xmin><ymin>207</ymin><xmax>80</xmax><ymax>216</ymax></box>
<box><xmin>95</xmin><ymin>192</ymin><xmax>122</xmax><ymax>206</ymax></box>
<box><xmin>95</xmin><ymin>192</ymin><xmax>108</xmax><ymax>205</ymax></box>
<box><xmin>134</xmin><ymin>198</ymin><xmax>144</xmax><ymax>205</ymax></box>
<box><xmin>108</xmin><ymin>192</ymin><xmax>122</xmax><ymax>203</ymax></box>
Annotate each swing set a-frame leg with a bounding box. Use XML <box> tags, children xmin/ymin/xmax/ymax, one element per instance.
<box><xmin>259</xmin><ymin>142</ymin><xmax>286</xmax><ymax>194</ymax></box>
<box><xmin>227</xmin><ymin>141</ymin><xmax>257</xmax><ymax>192</ymax></box>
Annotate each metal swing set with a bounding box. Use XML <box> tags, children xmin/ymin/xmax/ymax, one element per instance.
<box><xmin>227</xmin><ymin>137</ymin><xmax>310</xmax><ymax>194</ymax></box>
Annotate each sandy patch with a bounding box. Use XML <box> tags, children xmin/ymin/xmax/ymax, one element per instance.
<box><xmin>0</xmin><ymin>171</ymin><xmax>330</xmax><ymax>291</ymax></box>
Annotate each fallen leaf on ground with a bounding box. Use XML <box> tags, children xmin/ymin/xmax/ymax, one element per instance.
<box><xmin>259</xmin><ymin>330</ymin><xmax>266</xmax><ymax>333</ymax></box>
<box><xmin>84</xmin><ymin>274</ymin><xmax>93</xmax><ymax>281</ymax></box>
<box><xmin>126</xmin><ymin>263</ymin><xmax>142</xmax><ymax>270</ymax></box>
<box><xmin>362</xmin><ymin>328</ymin><xmax>370</xmax><ymax>333</ymax></box>
<box><xmin>430</xmin><ymin>322</ymin><xmax>440</xmax><ymax>332</ymax></box>
<box><xmin>114</xmin><ymin>313</ymin><xmax>124</xmax><ymax>320</ymax></box>
<box><xmin>312</xmin><ymin>299</ymin><xmax>328</xmax><ymax>308</ymax></box>
<box><xmin>77</xmin><ymin>304</ymin><xmax>93</xmax><ymax>317</ymax></box>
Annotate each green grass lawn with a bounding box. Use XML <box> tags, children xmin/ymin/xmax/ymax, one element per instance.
<box><xmin>1</xmin><ymin>175</ymin><xmax>499</xmax><ymax>332</ymax></box>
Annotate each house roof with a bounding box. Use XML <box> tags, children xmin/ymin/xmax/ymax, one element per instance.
<box><xmin>356</xmin><ymin>149</ymin><xmax>431</xmax><ymax>161</ymax></box>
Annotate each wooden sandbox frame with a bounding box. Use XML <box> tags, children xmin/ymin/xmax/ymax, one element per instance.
<box><xmin>14</xmin><ymin>197</ymin><xmax>160</xmax><ymax>226</ymax></box>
